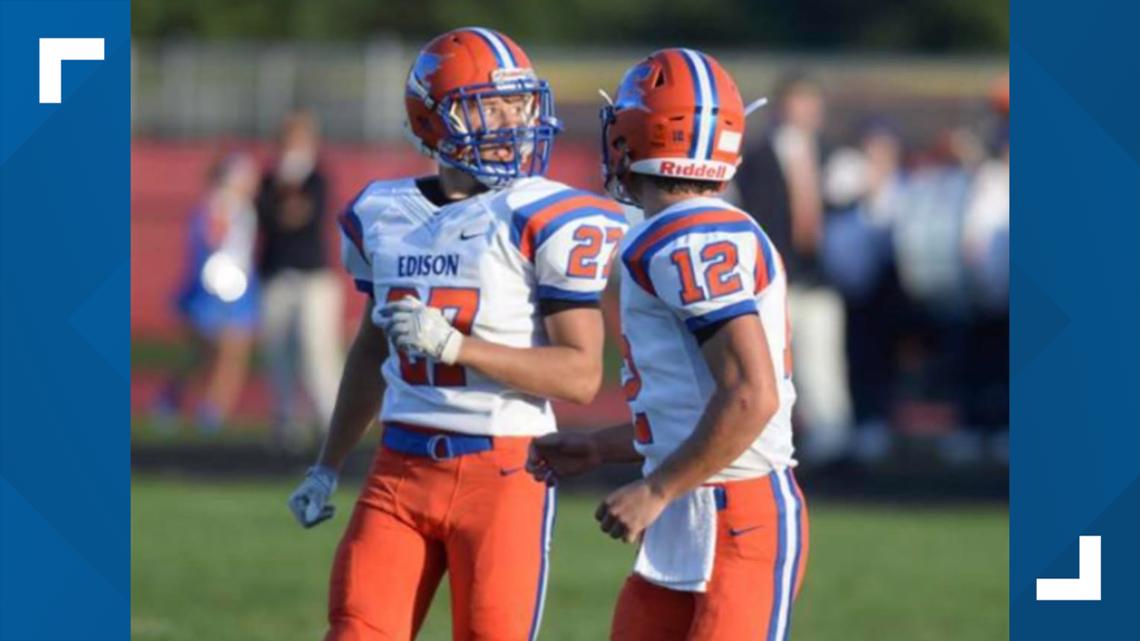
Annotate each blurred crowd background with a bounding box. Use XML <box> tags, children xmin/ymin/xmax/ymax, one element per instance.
<box><xmin>130</xmin><ymin>1</ymin><xmax>1009</xmax><ymax>481</ymax></box>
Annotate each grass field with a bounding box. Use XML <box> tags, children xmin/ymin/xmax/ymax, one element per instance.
<box><xmin>132</xmin><ymin>477</ymin><xmax>1007</xmax><ymax>641</ymax></box>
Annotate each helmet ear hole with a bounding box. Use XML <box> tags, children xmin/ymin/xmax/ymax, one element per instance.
<box><xmin>653</xmin><ymin>70</ymin><xmax>667</xmax><ymax>88</ymax></box>
<box><xmin>616</xmin><ymin>143</ymin><xmax>632</xmax><ymax>169</ymax></box>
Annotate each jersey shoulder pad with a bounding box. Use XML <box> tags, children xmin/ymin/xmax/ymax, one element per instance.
<box><xmin>337</xmin><ymin>178</ymin><xmax>418</xmax><ymax>261</ymax></box>
<box><xmin>507</xmin><ymin>180</ymin><xmax>627</xmax><ymax>261</ymax></box>
<box><xmin>343</xmin><ymin>177</ymin><xmax>418</xmax><ymax>221</ymax></box>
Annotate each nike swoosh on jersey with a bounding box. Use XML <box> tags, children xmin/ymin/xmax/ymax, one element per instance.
<box><xmin>499</xmin><ymin>466</ymin><xmax>525</xmax><ymax>476</ymax></box>
<box><xmin>460</xmin><ymin>227</ymin><xmax>489</xmax><ymax>240</ymax></box>
<box><xmin>728</xmin><ymin>525</ymin><xmax>763</xmax><ymax>537</ymax></box>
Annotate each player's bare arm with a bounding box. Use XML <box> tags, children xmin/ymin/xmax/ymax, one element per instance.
<box><xmin>597</xmin><ymin>313</ymin><xmax>779</xmax><ymax>542</ymax></box>
<box><xmin>453</xmin><ymin>306</ymin><xmax>605</xmax><ymax>404</ymax></box>
<box><xmin>316</xmin><ymin>304</ymin><xmax>389</xmax><ymax>471</ymax></box>
<box><xmin>526</xmin><ymin>421</ymin><xmax>643</xmax><ymax>482</ymax></box>
<box><xmin>287</xmin><ymin>305</ymin><xmax>387</xmax><ymax>528</ymax></box>
<box><xmin>382</xmin><ymin>297</ymin><xmax>609</xmax><ymax>405</ymax></box>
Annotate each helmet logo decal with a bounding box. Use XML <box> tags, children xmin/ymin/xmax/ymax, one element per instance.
<box><xmin>491</xmin><ymin>67</ymin><xmax>537</xmax><ymax>88</ymax></box>
<box><xmin>407</xmin><ymin>52</ymin><xmax>446</xmax><ymax>103</ymax></box>
<box><xmin>614</xmin><ymin>63</ymin><xmax>653</xmax><ymax>112</ymax></box>
<box><xmin>631</xmin><ymin>158</ymin><xmax>734</xmax><ymax>181</ymax></box>
<box><xmin>657</xmin><ymin>160</ymin><xmax>728</xmax><ymax>179</ymax></box>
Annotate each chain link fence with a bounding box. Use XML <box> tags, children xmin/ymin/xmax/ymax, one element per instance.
<box><xmin>132</xmin><ymin>39</ymin><xmax>1007</xmax><ymax>143</ymax></box>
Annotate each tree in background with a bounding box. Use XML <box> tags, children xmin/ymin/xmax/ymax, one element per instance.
<box><xmin>132</xmin><ymin>0</ymin><xmax>1007</xmax><ymax>52</ymax></box>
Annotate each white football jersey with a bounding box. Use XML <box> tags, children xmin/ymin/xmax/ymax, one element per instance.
<box><xmin>618</xmin><ymin>197</ymin><xmax>796</xmax><ymax>481</ymax></box>
<box><xmin>339</xmin><ymin>176</ymin><xmax>627</xmax><ymax>437</ymax></box>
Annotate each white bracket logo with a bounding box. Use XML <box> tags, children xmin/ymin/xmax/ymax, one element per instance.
<box><xmin>1036</xmin><ymin>535</ymin><xmax>1102</xmax><ymax>601</ymax></box>
<box><xmin>39</xmin><ymin>38</ymin><xmax>105</xmax><ymax>104</ymax></box>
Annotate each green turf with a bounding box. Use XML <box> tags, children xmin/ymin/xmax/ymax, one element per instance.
<box><xmin>132</xmin><ymin>477</ymin><xmax>1007</xmax><ymax>641</ymax></box>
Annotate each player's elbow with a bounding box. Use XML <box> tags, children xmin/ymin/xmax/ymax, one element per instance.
<box><xmin>561</xmin><ymin>359</ymin><xmax>603</xmax><ymax>405</ymax></box>
<box><xmin>567</xmin><ymin>370</ymin><xmax>603</xmax><ymax>405</ymax></box>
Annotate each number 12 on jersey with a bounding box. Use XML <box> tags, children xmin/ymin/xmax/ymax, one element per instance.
<box><xmin>386</xmin><ymin>287</ymin><xmax>479</xmax><ymax>386</ymax></box>
<box><xmin>669</xmin><ymin>241</ymin><xmax>745</xmax><ymax>304</ymax></box>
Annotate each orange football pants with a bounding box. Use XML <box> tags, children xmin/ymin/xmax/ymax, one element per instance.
<box><xmin>610</xmin><ymin>469</ymin><xmax>809</xmax><ymax>641</ymax></box>
<box><xmin>324</xmin><ymin>427</ymin><xmax>555</xmax><ymax>641</ymax></box>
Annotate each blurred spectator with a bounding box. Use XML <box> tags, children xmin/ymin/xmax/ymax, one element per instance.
<box><xmin>155</xmin><ymin>152</ymin><xmax>261</xmax><ymax>432</ymax></box>
<box><xmin>821</xmin><ymin>120</ymin><xmax>909</xmax><ymax>463</ymax></box>
<box><xmin>819</xmin><ymin>96</ymin><xmax>1010</xmax><ymax>465</ymax></box>
<box><xmin>256</xmin><ymin>111</ymin><xmax>344</xmax><ymax>448</ymax></box>
<box><xmin>962</xmin><ymin>130</ymin><xmax>1009</xmax><ymax>312</ymax></box>
<box><xmin>821</xmin><ymin>119</ymin><xmax>905</xmax><ymax>299</ymax></box>
<box><xmin>756</xmin><ymin>72</ymin><xmax>853</xmax><ymax>464</ymax></box>
<box><xmin>888</xmin><ymin>129</ymin><xmax>981</xmax><ymax>462</ymax></box>
<box><xmin>960</xmin><ymin>94</ymin><xmax>1009</xmax><ymax>456</ymax></box>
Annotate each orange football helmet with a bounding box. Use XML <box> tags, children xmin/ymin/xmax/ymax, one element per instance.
<box><xmin>404</xmin><ymin>27</ymin><xmax>561</xmax><ymax>186</ymax></box>
<box><xmin>600</xmin><ymin>48</ymin><xmax>745</xmax><ymax>203</ymax></box>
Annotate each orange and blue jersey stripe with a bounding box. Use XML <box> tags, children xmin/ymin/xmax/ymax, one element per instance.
<box><xmin>536</xmin><ymin>285</ymin><xmax>600</xmax><ymax>303</ymax></box>
<box><xmin>338</xmin><ymin>209</ymin><xmax>367</xmax><ymax>265</ymax></box>
<box><xmin>621</xmin><ymin>205</ymin><xmax>777</xmax><ymax>298</ymax></box>
<box><xmin>337</xmin><ymin>193</ymin><xmax>372</xmax><ymax>294</ymax></box>
<box><xmin>684</xmin><ymin>299</ymin><xmax>759</xmax><ymax>333</ymax></box>
<box><xmin>337</xmin><ymin>183</ymin><xmax>373</xmax><ymax>266</ymax></box>
<box><xmin>510</xmin><ymin>189</ymin><xmax>625</xmax><ymax>262</ymax></box>
<box><xmin>754</xmin><ymin>223</ymin><xmax>777</xmax><ymax>293</ymax></box>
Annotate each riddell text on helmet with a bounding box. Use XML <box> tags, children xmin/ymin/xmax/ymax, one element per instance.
<box><xmin>657</xmin><ymin>161</ymin><xmax>728</xmax><ymax>179</ymax></box>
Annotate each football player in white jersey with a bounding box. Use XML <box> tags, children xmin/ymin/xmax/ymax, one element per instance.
<box><xmin>286</xmin><ymin>28</ymin><xmax>626</xmax><ymax>641</ymax></box>
<box><xmin>528</xmin><ymin>49</ymin><xmax>808</xmax><ymax>641</ymax></box>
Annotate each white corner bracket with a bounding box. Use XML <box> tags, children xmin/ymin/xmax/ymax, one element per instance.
<box><xmin>39</xmin><ymin>38</ymin><xmax>105</xmax><ymax>104</ymax></box>
<box><xmin>1036</xmin><ymin>535</ymin><xmax>1102</xmax><ymax>601</ymax></box>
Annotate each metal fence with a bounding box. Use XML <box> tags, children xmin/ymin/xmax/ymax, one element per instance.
<box><xmin>131</xmin><ymin>39</ymin><xmax>1008</xmax><ymax>143</ymax></box>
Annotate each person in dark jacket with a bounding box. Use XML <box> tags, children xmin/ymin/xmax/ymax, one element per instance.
<box><xmin>734</xmin><ymin>73</ymin><xmax>853</xmax><ymax>463</ymax></box>
<box><xmin>256</xmin><ymin>110</ymin><xmax>343</xmax><ymax>447</ymax></box>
